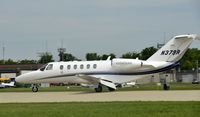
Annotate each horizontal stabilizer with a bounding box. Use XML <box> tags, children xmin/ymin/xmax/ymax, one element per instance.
<box><xmin>174</xmin><ymin>34</ymin><xmax>200</xmax><ymax>40</ymax></box>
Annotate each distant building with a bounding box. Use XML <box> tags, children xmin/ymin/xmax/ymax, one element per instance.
<box><xmin>0</xmin><ymin>64</ymin><xmax>43</xmax><ymax>77</ymax></box>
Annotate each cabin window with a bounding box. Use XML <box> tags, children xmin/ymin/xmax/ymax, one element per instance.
<box><xmin>93</xmin><ymin>64</ymin><xmax>97</xmax><ymax>69</ymax></box>
<box><xmin>87</xmin><ymin>64</ymin><xmax>90</xmax><ymax>69</ymax></box>
<box><xmin>46</xmin><ymin>64</ymin><xmax>53</xmax><ymax>70</ymax></box>
<box><xmin>74</xmin><ymin>65</ymin><xmax>77</xmax><ymax>69</ymax></box>
<box><xmin>80</xmin><ymin>64</ymin><xmax>84</xmax><ymax>69</ymax></box>
<box><xmin>67</xmin><ymin>65</ymin><xmax>71</xmax><ymax>70</ymax></box>
<box><xmin>60</xmin><ymin>65</ymin><xmax>64</xmax><ymax>70</ymax></box>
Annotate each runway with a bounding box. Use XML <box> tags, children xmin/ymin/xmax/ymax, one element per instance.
<box><xmin>0</xmin><ymin>90</ymin><xmax>200</xmax><ymax>103</ymax></box>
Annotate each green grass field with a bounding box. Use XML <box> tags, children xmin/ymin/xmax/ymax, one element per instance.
<box><xmin>0</xmin><ymin>102</ymin><xmax>199</xmax><ymax>117</ymax></box>
<box><xmin>0</xmin><ymin>83</ymin><xmax>199</xmax><ymax>92</ymax></box>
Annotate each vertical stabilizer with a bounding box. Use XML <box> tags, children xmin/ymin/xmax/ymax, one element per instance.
<box><xmin>147</xmin><ymin>34</ymin><xmax>198</xmax><ymax>62</ymax></box>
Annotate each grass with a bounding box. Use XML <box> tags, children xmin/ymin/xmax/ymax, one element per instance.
<box><xmin>0</xmin><ymin>83</ymin><xmax>200</xmax><ymax>92</ymax></box>
<box><xmin>0</xmin><ymin>102</ymin><xmax>199</xmax><ymax>117</ymax></box>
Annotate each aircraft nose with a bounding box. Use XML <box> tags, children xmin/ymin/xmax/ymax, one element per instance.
<box><xmin>15</xmin><ymin>71</ymin><xmax>41</xmax><ymax>83</ymax></box>
<box><xmin>15</xmin><ymin>75</ymin><xmax>25</xmax><ymax>83</ymax></box>
<box><xmin>15</xmin><ymin>73</ymin><xmax>32</xmax><ymax>83</ymax></box>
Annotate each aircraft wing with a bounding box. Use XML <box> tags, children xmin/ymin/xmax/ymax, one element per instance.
<box><xmin>77</xmin><ymin>74</ymin><xmax>116</xmax><ymax>89</ymax></box>
<box><xmin>76</xmin><ymin>74</ymin><xmax>100</xmax><ymax>84</ymax></box>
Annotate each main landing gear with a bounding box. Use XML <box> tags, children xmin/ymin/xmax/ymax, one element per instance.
<box><xmin>32</xmin><ymin>84</ymin><xmax>38</xmax><ymax>92</ymax></box>
<box><xmin>95</xmin><ymin>85</ymin><xmax>102</xmax><ymax>92</ymax></box>
<box><xmin>163</xmin><ymin>83</ymin><xmax>170</xmax><ymax>90</ymax></box>
<box><xmin>162</xmin><ymin>75</ymin><xmax>170</xmax><ymax>90</ymax></box>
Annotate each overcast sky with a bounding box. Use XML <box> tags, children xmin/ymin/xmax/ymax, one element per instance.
<box><xmin>0</xmin><ymin>0</ymin><xmax>200</xmax><ymax>60</ymax></box>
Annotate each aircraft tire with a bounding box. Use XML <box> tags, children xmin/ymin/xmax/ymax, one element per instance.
<box><xmin>95</xmin><ymin>85</ymin><xmax>102</xmax><ymax>92</ymax></box>
<box><xmin>32</xmin><ymin>86</ymin><xmax>38</xmax><ymax>92</ymax></box>
<box><xmin>163</xmin><ymin>84</ymin><xmax>170</xmax><ymax>90</ymax></box>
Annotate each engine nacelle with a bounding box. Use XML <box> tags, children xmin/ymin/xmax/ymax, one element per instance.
<box><xmin>112</xmin><ymin>58</ymin><xmax>143</xmax><ymax>69</ymax></box>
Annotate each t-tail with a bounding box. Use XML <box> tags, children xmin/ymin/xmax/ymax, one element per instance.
<box><xmin>147</xmin><ymin>34</ymin><xmax>200</xmax><ymax>62</ymax></box>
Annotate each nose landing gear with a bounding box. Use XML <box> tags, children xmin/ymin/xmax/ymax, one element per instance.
<box><xmin>32</xmin><ymin>84</ymin><xmax>38</xmax><ymax>92</ymax></box>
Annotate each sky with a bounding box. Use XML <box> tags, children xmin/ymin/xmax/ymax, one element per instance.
<box><xmin>0</xmin><ymin>0</ymin><xmax>200</xmax><ymax>61</ymax></box>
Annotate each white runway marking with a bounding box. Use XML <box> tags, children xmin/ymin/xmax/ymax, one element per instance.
<box><xmin>0</xmin><ymin>90</ymin><xmax>200</xmax><ymax>103</ymax></box>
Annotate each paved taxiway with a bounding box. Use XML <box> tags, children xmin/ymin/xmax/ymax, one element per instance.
<box><xmin>0</xmin><ymin>90</ymin><xmax>199</xmax><ymax>103</ymax></box>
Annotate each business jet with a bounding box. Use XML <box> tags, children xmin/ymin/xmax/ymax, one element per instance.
<box><xmin>16</xmin><ymin>34</ymin><xmax>200</xmax><ymax>92</ymax></box>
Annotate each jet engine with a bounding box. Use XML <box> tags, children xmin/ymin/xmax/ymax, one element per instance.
<box><xmin>111</xmin><ymin>58</ymin><xmax>143</xmax><ymax>69</ymax></box>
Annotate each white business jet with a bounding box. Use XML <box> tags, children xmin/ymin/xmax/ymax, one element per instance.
<box><xmin>16</xmin><ymin>34</ymin><xmax>200</xmax><ymax>92</ymax></box>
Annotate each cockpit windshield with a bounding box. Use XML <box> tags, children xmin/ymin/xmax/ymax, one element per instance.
<box><xmin>39</xmin><ymin>64</ymin><xmax>48</xmax><ymax>71</ymax></box>
<box><xmin>46</xmin><ymin>64</ymin><xmax>53</xmax><ymax>70</ymax></box>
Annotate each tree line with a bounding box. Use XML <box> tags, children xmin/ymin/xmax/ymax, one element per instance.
<box><xmin>0</xmin><ymin>47</ymin><xmax>200</xmax><ymax>70</ymax></box>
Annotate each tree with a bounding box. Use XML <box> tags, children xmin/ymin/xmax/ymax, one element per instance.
<box><xmin>3</xmin><ymin>59</ymin><xmax>17</xmax><ymax>65</ymax></box>
<box><xmin>122</xmin><ymin>51</ymin><xmax>140</xmax><ymax>59</ymax></box>
<box><xmin>181</xmin><ymin>60</ymin><xmax>193</xmax><ymax>70</ymax></box>
<box><xmin>86</xmin><ymin>53</ymin><xmax>100</xmax><ymax>61</ymax></box>
<box><xmin>180</xmin><ymin>48</ymin><xmax>200</xmax><ymax>70</ymax></box>
<box><xmin>18</xmin><ymin>60</ymin><xmax>38</xmax><ymax>64</ymax></box>
<box><xmin>38</xmin><ymin>52</ymin><xmax>54</xmax><ymax>64</ymax></box>
<box><xmin>140</xmin><ymin>46</ymin><xmax>158</xmax><ymax>60</ymax></box>
<box><xmin>63</xmin><ymin>53</ymin><xmax>79</xmax><ymax>61</ymax></box>
<box><xmin>86</xmin><ymin>53</ymin><xmax>116</xmax><ymax>60</ymax></box>
<box><xmin>100</xmin><ymin>53</ymin><xmax>116</xmax><ymax>60</ymax></box>
<box><xmin>0</xmin><ymin>60</ymin><xmax>5</xmax><ymax>65</ymax></box>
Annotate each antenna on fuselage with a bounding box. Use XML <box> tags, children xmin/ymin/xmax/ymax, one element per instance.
<box><xmin>107</xmin><ymin>56</ymin><xmax>111</xmax><ymax>60</ymax></box>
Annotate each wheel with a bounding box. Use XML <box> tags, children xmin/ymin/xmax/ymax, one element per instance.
<box><xmin>163</xmin><ymin>84</ymin><xmax>170</xmax><ymax>90</ymax></box>
<box><xmin>95</xmin><ymin>85</ymin><xmax>102</xmax><ymax>92</ymax></box>
<box><xmin>108</xmin><ymin>87</ymin><xmax>115</xmax><ymax>92</ymax></box>
<box><xmin>32</xmin><ymin>86</ymin><xmax>38</xmax><ymax>92</ymax></box>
